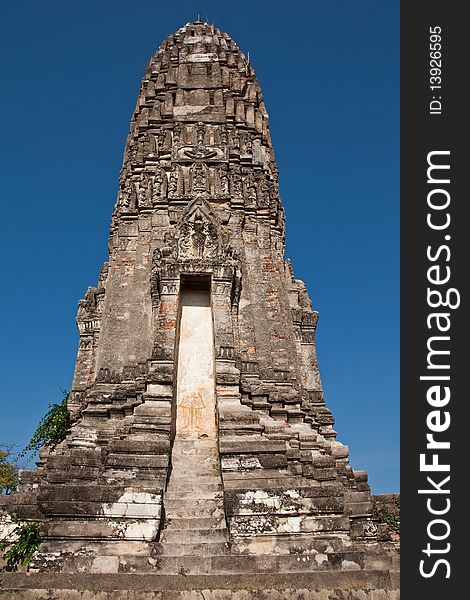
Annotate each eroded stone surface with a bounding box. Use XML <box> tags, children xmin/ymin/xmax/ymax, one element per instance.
<box><xmin>1</xmin><ymin>20</ymin><xmax>399</xmax><ymax>584</ymax></box>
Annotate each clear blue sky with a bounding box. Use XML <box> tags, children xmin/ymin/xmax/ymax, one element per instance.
<box><xmin>0</xmin><ymin>1</ymin><xmax>399</xmax><ymax>493</ymax></box>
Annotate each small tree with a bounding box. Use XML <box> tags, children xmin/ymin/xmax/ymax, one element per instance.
<box><xmin>1</xmin><ymin>520</ymin><xmax>41</xmax><ymax>570</ymax></box>
<box><xmin>19</xmin><ymin>390</ymin><xmax>71</xmax><ymax>461</ymax></box>
<box><xmin>0</xmin><ymin>447</ymin><xmax>18</xmax><ymax>494</ymax></box>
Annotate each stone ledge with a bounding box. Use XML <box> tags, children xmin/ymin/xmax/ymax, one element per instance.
<box><xmin>0</xmin><ymin>570</ymin><xmax>398</xmax><ymax>592</ymax></box>
<box><xmin>0</xmin><ymin>589</ymin><xmax>400</xmax><ymax>600</ymax></box>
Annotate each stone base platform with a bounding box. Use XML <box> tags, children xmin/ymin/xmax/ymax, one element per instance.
<box><xmin>0</xmin><ymin>570</ymin><xmax>399</xmax><ymax>599</ymax></box>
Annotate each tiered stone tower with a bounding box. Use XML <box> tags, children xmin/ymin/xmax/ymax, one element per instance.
<box><xmin>2</xmin><ymin>22</ymin><xmax>398</xmax><ymax>586</ymax></box>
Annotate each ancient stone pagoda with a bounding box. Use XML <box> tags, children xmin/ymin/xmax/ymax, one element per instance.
<box><xmin>3</xmin><ymin>21</ymin><xmax>398</xmax><ymax>583</ymax></box>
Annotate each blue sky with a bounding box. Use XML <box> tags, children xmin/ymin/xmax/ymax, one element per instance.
<box><xmin>0</xmin><ymin>1</ymin><xmax>399</xmax><ymax>493</ymax></box>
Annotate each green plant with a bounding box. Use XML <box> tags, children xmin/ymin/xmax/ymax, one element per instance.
<box><xmin>19</xmin><ymin>390</ymin><xmax>71</xmax><ymax>460</ymax></box>
<box><xmin>372</xmin><ymin>500</ymin><xmax>400</xmax><ymax>533</ymax></box>
<box><xmin>0</xmin><ymin>448</ymin><xmax>18</xmax><ymax>494</ymax></box>
<box><xmin>0</xmin><ymin>520</ymin><xmax>41</xmax><ymax>570</ymax></box>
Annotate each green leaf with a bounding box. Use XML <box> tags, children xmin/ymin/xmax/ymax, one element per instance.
<box><xmin>1</xmin><ymin>520</ymin><xmax>41</xmax><ymax>570</ymax></box>
<box><xmin>19</xmin><ymin>390</ymin><xmax>71</xmax><ymax>460</ymax></box>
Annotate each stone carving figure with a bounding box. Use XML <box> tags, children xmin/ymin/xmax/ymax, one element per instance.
<box><xmin>192</xmin><ymin>218</ymin><xmax>207</xmax><ymax>258</ymax></box>
<box><xmin>173</xmin><ymin>123</ymin><xmax>182</xmax><ymax>144</ymax></box>
<box><xmin>190</xmin><ymin>162</ymin><xmax>209</xmax><ymax>195</ymax></box>
<box><xmin>196</xmin><ymin>122</ymin><xmax>205</xmax><ymax>146</ymax></box>
<box><xmin>257</xmin><ymin>176</ymin><xmax>270</xmax><ymax>208</ymax></box>
<box><xmin>119</xmin><ymin>178</ymin><xmax>138</xmax><ymax>211</ymax></box>
<box><xmin>168</xmin><ymin>165</ymin><xmax>182</xmax><ymax>197</ymax></box>
<box><xmin>178</xmin><ymin>205</ymin><xmax>220</xmax><ymax>260</ymax></box>
<box><xmin>157</xmin><ymin>128</ymin><xmax>167</xmax><ymax>155</ymax></box>
<box><xmin>219</xmin><ymin>127</ymin><xmax>228</xmax><ymax>145</ymax></box>
<box><xmin>152</xmin><ymin>168</ymin><xmax>167</xmax><ymax>202</ymax></box>
<box><xmin>119</xmin><ymin>179</ymin><xmax>133</xmax><ymax>209</ymax></box>
<box><xmin>127</xmin><ymin>139</ymin><xmax>139</xmax><ymax>165</ymax></box>
<box><xmin>204</xmin><ymin>222</ymin><xmax>219</xmax><ymax>257</ymax></box>
<box><xmin>142</xmin><ymin>132</ymin><xmax>156</xmax><ymax>156</ymax></box>
<box><xmin>218</xmin><ymin>166</ymin><xmax>230</xmax><ymax>196</ymax></box>
<box><xmin>230</xmin><ymin>128</ymin><xmax>240</xmax><ymax>150</ymax></box>
<box><xmin>245</xmin><ymin>173</ymin><xmax>258</xmax><ymax>206</ymax></box>
<box><xmin>242</xmin><ymin>132</ymin><xmax>253</xmax><ymax>155</ymax></box>
<box><xmin>231</xmin><ymin>168</ymin><xmax>243</xmax><ymax>199</ymax></box>
<box><xmin>268</xmin><ymin>180</ymin><xmax>280</xmax><ymax>210</ymax></box>
<box><xmin>137</xmin><ymin>173</ymin><xmax>152</xmax><ymax>208</ymax></box>
<box><xmin>178</xmin><ymin>222</ymin><xmax>192</xmax><ymax>257</ymax></box>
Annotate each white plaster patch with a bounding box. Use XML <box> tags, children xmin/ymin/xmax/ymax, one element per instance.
<box><xmin>238</xmin><ymin>298</ymin><xmax>250</xmax><ymax>310</ymax></box>
<box><xmin>342</xmin><ymin>560</ymin><xmax>361</xmax><ymax>571</ymax></box>
<box><xmin>107</xmin><ymin>518</ymin><xmax>160</xmax><ymax>541</ymax></box>
<box><xmin>70</xmin><ymin>427</ymin><xmax>98</xmax><ymax>446</ymax></box>
<box><xmin>91</xmin><ymin>555</ymin><xmax>119</xmax><ymax>573</ymax></box>
<box><xmin>174</xmin><ymin>106</ymin><xmax>209</xmax><ymax>117</ymax></box>
<box><xmin>285</xmin><ymin>489</ymin><xmax>301</xmax><ymax>499</ymax></box>
<box><xmin>0</xmin><ymin>514</ymin><xmax>18</xmax><ymax>542</ymax></box>
<box><xmin>102</xmin><ymin>492</ymin><xmax>161</xmax><ymax>519</ymax></box>
<box><xmin>124</xmin><ymin>520</ymin><xmax>160</xmax><ymax>541</ymax></box>
<box><xmin>175</xmin><ymin>290</ymin><xmax>216</xmax><ymax>440</ymax></box>
<box><xmin>221</xmin><ymin>458</ymin><xmax>240</xmax><ymax>471</ymax></box>
<box><xmin>146</xmin><ymin>383</ymin><xmax>172</xmax><ymax>396</ymax></box>
<box><xmin>239</xmin><ymin>491</ymin><xmax>282</xmax><ymax>511</ymax></box>
<box><xmin>187</xmin><ymin>53</ymin><xmax>216</xmax><ymax>62</ymax></box>
<box><xmin>315</xmin><ymin>553</ymin><xmax>328</xmax><ymax>565</ymax></box>
<box><xmin>183</xmin><ymin>36</ymin><xmax>214</xmax><ymax>45</ymax></box>
<box><xmin>241</xmin><ymin>457</ymin><xmax>262</xmax><ymax>469</ymax></box>
<box><xmin>278</xmin><ymin>517</ymin><xmax>302</xmax><ymax>533</ymax></box>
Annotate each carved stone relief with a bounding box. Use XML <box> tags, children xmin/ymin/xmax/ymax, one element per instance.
<box><xmin>195</xmin><ymin>122</ymin><xmax>205</xmax><ymax>146</ymax></box>
<box><xmin>177</xmin><ymin>200</ymin><xmax>221</xmax><ymax>259</ymax></box>
<box><xmin>168</xmin><ymin>165</ymin><xmax>183</xmax><ymax>197</ymax></box>
<box><xmin>257</xmin><ymin>176</ymin><xmax>270</xmax><ymax>208</ymax></box>
<box><xmin>156</xmin><ymin>128</ymin><xmax>167</xmax><ymax>155</ymax></box>
<box><xmin>119</xmin><ymin>179</ymin><xmax>137</xmax><ymax>210</ymax></box>
<box><xmin>218</xmin><ymin>166</ymin><xmax>230</xmax><ymax>196</ymax></box>
<box><xmin>141</xmin><ymin>132</ymin><xmax>157</xmax><ymax>156</ymax></box>
<box><xmin>241</xmin><ymin>132</ymin><xmax>253</xmax><ymax>155</ymax></box>
<box><xmin>137</xmin><ymin>173</ymin><xmax>153</xmax><ymax>208</ymax></box>
<box><xmin>219</xmin><ymin>127</ymin><xmax>228</xmax><ymax>146</ymax></box>
<box><xmin>230</xmin><ymin>167</ymin><xmax>243</xmax><ymax>199</ymax></box>
<box><xmin>230</xmin><ymin>128</ymin><xmax>240</xmax><ymax>150</ymax></box>
<box><xmin>190</xmin><ymin>162</ymin><xmax>210</xmax><ymax>196</ymax></box>
<box><xmin>152</xmin><ymin>168</ymin><xmax>168</xmax><ymax>202</ymax></box>
<box><xmin>173</xmin><ymin>123</ymin><xmax>182</xmax><ymax>144</ymax></box>
<box><xmin>244</xmin><ymin>173</ymin><xmax>257</xmax><ymax>207</ymax></box>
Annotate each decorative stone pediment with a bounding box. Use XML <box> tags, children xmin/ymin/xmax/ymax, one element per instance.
<box><xmin>176</xmin><ymin>198</ymin><xmax>222</xmax><ymax>259</ymax></box>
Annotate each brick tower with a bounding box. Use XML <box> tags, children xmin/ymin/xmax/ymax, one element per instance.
<box><xmin>2</xmin><ymin>21</ymin><xmax>398</xmax><ymax>581</ymax></box>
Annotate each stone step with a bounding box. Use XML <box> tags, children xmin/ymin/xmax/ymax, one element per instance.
<box><xmin>164</xmin><ymin>495</ymin><xmax>223</xmax><ymax>504</ymax></box>
<box><xmin>171</xmin><ymin>447</ymin><xmax>219</xmax><ymax>454</ymax></box>
<box><xmin>42</xmin><ymin>519</ymin><xmax>159</xmax><ymax>541</ymax></box>
<box><xmin>163</xmin><ymin>516</ymin><xmax>227</xmax><ymax>530</ymax></box>
<box><xmin>165</xmin><ymin>481</ymin><xmax>223</xmax><ymax>493</ymax></box>
<box><xmin>168</xmin><ymin>475</ymin><xmax>222</xmax><ymax>484</ymax></box>
<box><xmin>168</xmin><ymin>461</ymin><xmax>220</xmax><ymax>474</ymax></box>
<box><xmin>160</xmin><ymin>528</ymin><xmax>229</xmax><ymax>544</ymax></box>
<box><xmin>0</xmin><ymin>569</ymin><xmax>400</xmax><ymax>591</ymax></box>
<box><xmin>164</xmin><ymin>507</ymin><xmax>226</xmax><ymax>520</ymax></box>
<box><xmin>173</xmin><ymin>438</ymin><xmax>217</xmax><ymax>456</ymax></box>
<box><xmin>170</xmin><ymin>460</ymin><xmax>220</xmax><ymax>467</ymax></box>
<box><xmin>170</xmin><ymin>460</ymin><xmax>219</xmax><ymax>468</ymax></box>
<box><xmin>149</xmin><ymin>552</ymin><xmax>366</xmax><ymax>574</ymax></box>
<box><xmin>171</xmin><ymin>444</ymin><xmax>218</xmax><ymax>454</ymax></box>
<box><xmin>164</xmin><ymin>490</ymin><xmax>223</xmax><ymax>501</ymax></box>
<box><xmin>153</xmin><ymin>541</ymin><xmax>230</xmax><ymax>556</ymax></box>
